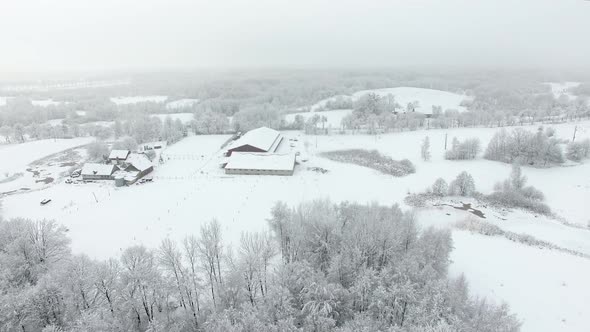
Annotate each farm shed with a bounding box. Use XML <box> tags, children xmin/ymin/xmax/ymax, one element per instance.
<box><xmin>224</xmin><ymin>152</ymin><xmax>296</xmax><ymax>176</ymax></box>
<box><xmin>81</xmin><ymin>163</ymin><xmax>117</xmax><ymax>180</ymax></box>
<box><xmin>140</xmin><ymin>141</ymin><xmax>166</xmax><ymax>152</ymax></box>
<box><xmin>121</xmin><ymin>154</ymin><xmax>154</xmax><ymax>183</ymax></box>
<box><xmin>226</xmin><ymin>127</ymin><xmax>284</xmax><ymax>156</ymax></box>
<box><xmin>108</xmin><ymin>149</ymin><xmax>130</xmax><ymax>164</ymax></box>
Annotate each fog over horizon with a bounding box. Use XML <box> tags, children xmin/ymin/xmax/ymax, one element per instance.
<box><xmin>1</xmin><ymin>0</ymin><xmax>590</xmax><ymax>77</ymax></box>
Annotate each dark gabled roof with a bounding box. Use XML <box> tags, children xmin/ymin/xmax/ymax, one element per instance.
<box><xmin>228</xmin><ymin>127</ymin><xmax>281</xmax><ymax>152</ymax></box>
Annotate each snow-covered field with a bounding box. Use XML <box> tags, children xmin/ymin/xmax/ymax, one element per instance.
<box><xmin>1</xmin><ymin>80</ymin><xmax>130</xmax><ymax>92</ymax></box>
<box><xmin>32</xmin><ymin>99</ymin><xmax>67</xmax><ymax>107</ymax></box>
<box><xmin>286</xmin><ymin>87</ymin><xmax>470</xmax><ymax>128</ymax></box>
<box><xmin>0</xmin><ymin>96</ymin><xmax>12</xmax><ymax>107</ymax></box>
<box><xmin>352</xmin><ymin>87</ymin><xmax>469</xmax><ymax>113</ymax></box>
<box><xmin>166</xmin><ymin>98</ymin><xmax>200</xmax><ymax>110</ymax></box>
<box><xmin>450</xmin><ymin>231</ymin><xmax>590</xmax><ymax>332</ymax></box>
<box><xmin>1</xmin><ymin>121</ymin><xmax>590</xmax><ymax>331</ymax></box>
<box><xmin>0</xmin><ymin>138</ymin><xmax>94</xmax><ymax>194</ymax></box>
<box><xmin>150</xmin><ymin>112</ymin><xmax>194</xmax><ymax>124</ymax></box>
<box><xmin>110</xmin><ymin>95</ymin><xmax>168</xmax><ymax>105</ymax></box>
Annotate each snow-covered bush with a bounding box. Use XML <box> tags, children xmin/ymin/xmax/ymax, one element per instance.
<box><xmin>320</xmin><ymin>149</ymin><xmax>415</xmax><ymax>177</ymax></box>
<box><xmin>445</xmin><ymin>137</ymin><xmax>481</xmax><ymax>160</ymax></box>
<box><xmin>456</xmin><ymin>217</ymin><xmax>503</xmax><ymax>236</ymax></box>
<box><xmin>566</xmin><ymin>139</ymin><xmax>590</xmax><ymax>161</ymax></box>
<box><xmin>487</xmin><ymin>164</ymin><xmax>551</xmax><ymax>215</ymax></box>
<box><xmin>449</xmin><ymin>171</ymin><xmax>476</xmax><ymax>196</ymax></box>
<box><xmin>432</xmin><ymin>178</ymin><xmax>449</xmax><ymax>196</ymax></box>
<box><xmin>485</xmin><ymin>127</ymin><xmax>564</xmax><ymax>166</ymax></box>
<box><xmin>487</xmin><ymin>190</ymin><xmax>551</xmax><ymax>215</ymax></box>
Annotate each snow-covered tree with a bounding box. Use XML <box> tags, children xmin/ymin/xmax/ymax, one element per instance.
<box><xmin>432</xmin><ymin>178</ymin><xmax>449</xmax><ymax>196</ymax></box>
<box><xmin>421</xmin><ymin>136</ymin><xmax>431</xmax><ymax>161</ymax></box>
<box><xmin>86</xmin><ymin>141</ymin><xmax>109</xmax><ymax>162</ymax></box>
<box><xmin>566</xmin><ymin>139</ymin><xmax>590</xmax><ymax>161</ymax></box>
<box><xmin>449</xmin><ymin>171</ymin><xmax>476</xmax><ymax>196</ymax></box>
<box><xmin>445</xmin><ymin>137</ymin><xmax>481</xmax><ymax>160</ymax></box>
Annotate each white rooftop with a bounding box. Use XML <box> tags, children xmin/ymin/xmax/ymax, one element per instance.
<box><xmin>108</xmin><ymin>149</ymin><xmax>130</xmax><ymax>160</ymax></box>
<box><xmin>125</xmin><ymin>154</ymin><xmax>153</xmax><ymax>172</ymax></box>
<box><xmin>229</xmin><ymin>127</ymin><xmax>281</xmax><ymax>152</ymax></box>
<box><xmin>81</xmin><ymin>163</ymin><xmax>116</xmax><ymax>176</ymax></box>
<box><xmin>224</xmin><ymin>152</ymin><xmax>295</xmax><ymax>171</ymax></box>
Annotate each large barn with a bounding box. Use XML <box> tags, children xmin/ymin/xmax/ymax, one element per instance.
<box><xmin>226</xmin><ymin>127</ymin><xmax>284</xmax><ymax>156</ymax></box>
<box><xmin>224</xmin><ymin>152</ymin><xmax>296</xmax><ymax>176</ymax></box>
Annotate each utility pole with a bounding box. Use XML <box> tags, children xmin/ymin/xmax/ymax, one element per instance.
<box><xmin>444</xmin><ymin>133</ymin><xmax>448</xmax><ymax>150</ymax></box>
<box><xmin>572</xmin><ymin>125</ymin><xmax>577</xmax><ymax>142</ymax></box>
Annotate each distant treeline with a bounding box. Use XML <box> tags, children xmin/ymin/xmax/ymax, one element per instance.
<box><xmin>2</xmin><ymin>70</ymin><xmax>590</xmax><ymax>141</ymax></box>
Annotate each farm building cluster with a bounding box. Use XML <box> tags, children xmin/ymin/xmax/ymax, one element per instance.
<box><xmin>222</xmin><ymin>127</ymin><xmax>297</xmax><ymax>176</ymax></box>
<box><xmin>81</xmin><ymin>149</ymin><xmax>154</xmax><ymax>185</ymax></box>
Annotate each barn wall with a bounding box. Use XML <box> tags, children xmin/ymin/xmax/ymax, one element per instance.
<box><xmin>225</xmin><ymin>168</ymin><xmax>294</xmax><ymax>176</ymax></box>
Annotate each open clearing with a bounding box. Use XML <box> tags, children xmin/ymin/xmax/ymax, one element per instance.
<box><xmin>110</xmin><ymin>95</ymin><xmax>168</xmax><ymax>105</ymax></box>
<box><xmin>1</xmin><ymin>121</ymin><xmax>590</xmax><ymax>331</ymax></box>
<box><xmin>352</xmin><ymin>86</ymin><xmax>470</xmax><ymax>113</ymax></box>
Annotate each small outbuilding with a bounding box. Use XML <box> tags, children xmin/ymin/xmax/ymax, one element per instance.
<box><xmin>224</xmin><ymin>152</ymin><xmax>295</xmax><ymax>176</ymax></box>
<box><xmin>81</xmin><ymin>163</ymin><xmax>117</xmax><ymax>181</ymax></box>
<box><xmin>139</xmin><ymin>141</ymin><xmax>166</xmax><ymax>152</ymax></box>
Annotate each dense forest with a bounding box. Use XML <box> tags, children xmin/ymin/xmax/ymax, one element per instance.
<box><xmin>0</xmin><ymin>200</ymin><xmax>520</xmax><ymax>332</ymax></box>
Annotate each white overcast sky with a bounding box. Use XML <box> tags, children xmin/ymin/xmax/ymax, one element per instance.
<box><xmin>0</xmin><ymin>0</ymin><xmax>589</xmax><ymax>74</ymax></box>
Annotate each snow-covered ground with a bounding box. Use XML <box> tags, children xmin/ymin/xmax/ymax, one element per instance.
<box><xmin>0</xmin><ymin>138</ymin><xmax>94</xmax><ymax>194</ymax></box>
<box><xmin>2</xmin><ymin>80</ymin><xmax>130</xmax><ymax>92</ymax></box>
<box><xmin>0</xmin><ymin>96</ymin><xmax>12</xmax><ymax>107</ymax></box>
<box><xmin>1</xmin><ymin>121</ymin><xmax>590</xmax><ymax>331</ymax></box>
<box><xmin>545</xmin><ymin>82</ymin><xmax>580</xmax><ymax>100</ymax></box>
<box><xmin>166</xmin><ymin>98</ymin><xmax>200</xmax><ymax>110</ymax></box>
<box><xmin>32</xmin><ymin>99</ymin><xmax>67</xmax><ymax>107</ymax></box>
<box><xmin>47</xmin><ymin>119</ymin><xmax>65</xmax><ymax>126</ymax></box>
<box><xmin>150</xmin><ymin>112</ymin><xmax>194</xmax><ymax>124</ymax></box>
<box><xmin>450</xmin><ymin>231</ymin><xmax>590</xmax><ymax>332</ymax></box>
<box><xmin>110</xmin><ymin>95</ymin><xmax>168</xmax><ymax>105</ymax></box>
<box><xmin>352</xmin><ymin>87</ymin><xmax>469</xmax><ymax>113</ymax></box>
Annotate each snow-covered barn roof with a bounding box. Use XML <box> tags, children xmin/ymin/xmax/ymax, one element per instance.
<box><xmin>125</xmin><ymin>154</ymin><xmax>153</xmax><ymax>172</ymax></box>
<box><xmin>108</xmin><ymin>149</ymin><xmax>130</xmax><ymax>160</ymax></box>
<box><xmin>224</xmin><ymin>152</ymin><xmax>295</xmax><ymax>171</ymax></box>
<box><xmin>81</xmin><ymin>163</ymin><xmax>116</xmax><ymax>176</ymax></box>
<box><xmin>228</xmin><ymin>127</ymin><xmax>282</xmax><ymax>152</ymax></box>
